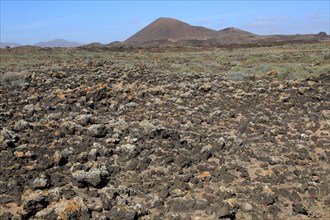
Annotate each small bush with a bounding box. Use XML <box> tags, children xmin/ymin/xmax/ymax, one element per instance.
<box><xmin>245</xmin><ymin>55</ymin><xmax>259</xmax><ymax>64</ymax></box>
<box><xmin>225</xmin><ymin>72</ymin><xmax>253</xmax><ymax>81</ymax></box>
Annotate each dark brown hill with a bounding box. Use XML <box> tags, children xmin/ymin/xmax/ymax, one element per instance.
<box><xmin>125</xmin><ymin>17</ymin><xmax>217</xmax><ymax>43</ymax></box>
<box><xmin>123</xmin><ymin>17</ymin><xmax>328</xmax><ymax>47</ymax></box>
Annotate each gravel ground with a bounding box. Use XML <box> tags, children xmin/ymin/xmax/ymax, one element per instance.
<box><xmin>0</xmin><ymin>51</ymin><xmax>329</xmax><ymax>219</ymax></box>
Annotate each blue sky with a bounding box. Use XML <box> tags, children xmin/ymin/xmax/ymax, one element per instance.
<box><xmin>1</xmin><ymin>1</ymin><xmax>329</xmax><ymax>44</ymax></box>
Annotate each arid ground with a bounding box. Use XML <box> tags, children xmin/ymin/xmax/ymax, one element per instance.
<box><xmin>0</xmin><ymin>42</ymin><xmax>329</xmax><ymax>219</ymax></box>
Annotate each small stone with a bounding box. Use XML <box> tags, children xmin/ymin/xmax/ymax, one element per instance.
<box><xmin>324</xmin><ymin>197</ymin><xmax>330</xmax><ymax>206</ymax></box>
<box><xmin>106</xmin><ymin>207</ymin><xmax>137</xmax><ymax>219</ymax></box>
<box><xmin>292</xmin><ymin>202</ymin><xmax>308</xmax><ymax>215</ymax></box>
<box><xmin>121</xmin><ymin>144</ymin><xmax>136</xmax><ymax>152</ymax></box>
<box><xmin>72</xmin><ymin>164</ymin><xmax>109</xmax><ymax>187</ymax></box>
<box><xmin>138</xmin><ymin>156</ymin><xmax>151</xmax><ymax>171</ymax></box>
<box><xmin>170</xmin><ymin>188</ymin><xmax>185</xmax><ymax>197</ymax></box>
<box><xmin>176</xmin><ymin>155</ymin><xmax>192</xmax><ymax>168</ymax></box>
<box><xmin>0</xmin><ymin>212</ymin><xmax>13</xmax><ymax>220</ymax></box>
<box><xmin>21</xmin><ymin>188</ymin><xmax>62</xmax><ymax>217</ymax></box>
<box><xmin>87</xmin><ymin>202</ymin><xmax>102</xmax><ymax>212</ymax></box>
<box><xmin>0</xmin><ymin>196</ymin><xmax>13</xmax><ymax>204</ymax></box>
<box><xmin>60</xmin><ymin>121</ymin><xmax>81</xmax><ymax>135</ymax></box>
<box><xmin>200</xmin><ymin>83</ymin><xmax>212</xmax><ymax>92</ymax></box>
<box><xmin>100</xmin><ymin>193</ymin><xmax>112</xmax><ymax>211</ymax></box>
<box><xmin>14</xmin><ymin>151</ymin><xmax>24</xmax><ymax>158</ymax></box>
<box><xmin>88</xmin><ymin>124</ymin><xmax>107</xmax><ymax>138</ymax></box>
<box><xmin>75</xmin><ymin>114</ymin><xmax>98</xmax><ymax>126</ymax></box>
<box><xmin>216</xmin><ymin>204</ymin><xmax>233</xmax><ymax>219</ymax></box>
<box><xmin>241</xmin><ymin>202</ymin><xmax>253</xmax><ymax>212</ymax></box>
<box><xmin>35</xmin><ymin>197</ymin><xmax>90</xmax><ymax>219</ymax></box>
<box><xmin>32</xmin><ymin>175</ymin><xmax>50</xmax><ymax>189</ymax></box>
<box><xmin>159</xmin><ymin>188</ymin><xmax>169</xmax><ymax>200</ymax></box>
<box><xmin>53</xmin><ymin>150</ymin><xmax>71</xmax><ymax>166</ymax></box>
<box><xmin>205</xmin><ymin>207</ymin><xmax>213</xmax><ymax>215</ymax></box>
<box><xmin>149</xmin><ymin>195</ymin><xmax>164</xmax><ymax>208</ymax></box>
<box><xmin>89</xmin><ymin>148</ymin><xmax>99</xmax><ymax>161</ymax></box>
<box><xmin>126</xmin><ymin>159</ymin><xmax>138</xmax><ymax>171</ymax></box>
<box><xmin>252</xmin><ymin>191</ymin><xmax>276</xmax><ymax>206</ymax></box>
<box><xmin>1</xmin><ymin>128</ymin><xmax>17</xmax><ymax>140</ymax></box>
<box><xmin>14</xmin><ymin>119</ymin><xmax>32</xmax><ymax>132</ymax></box>
<box><xmin>196</xmin><ymin>199</ymin><xmax>209</xmax><ymax>210</ymax></box>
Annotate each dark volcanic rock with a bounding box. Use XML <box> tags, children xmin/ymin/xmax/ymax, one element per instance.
<box><xmin>14</xmin><ymin>119</ymin><xmax>32</xmax><ymax>132</ymax></box>
<box><xmin>0</xmin><ymin>212</ymin><xmax>13</xmax><ymax>220</ymax></box>
<box><xmin>106</xmin><ymin>207</ymin><xmax>137</xmax><ymax>220</ymax></box>
<box><xmin>292</xmin><ymin>202</ymin><xmax>308</xmax><ymax>215</ymax></box>
<box><xmin>32</xmin><ymin>175</ymin><xmax>50</xmax><ymax>189</ymax></box>
<box><xmin>1</xmin><ymin>46</ymin><xmax>329</xmax><ymax>219</ymax></box>
<box><xmin>72</xmin><ymin>163</ymin><xmax>109</xmax><ymax>188</ymax></box>
<box><xmin>88</xmin><ymin>124</ymin><xmax>108</xmax><ymax>138</ymax></box>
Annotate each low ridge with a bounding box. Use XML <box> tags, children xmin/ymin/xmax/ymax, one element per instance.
<box><xmin>219</xmin><ymin>27</ymin><xmax>256</xmax><ymax>36</ymax></box>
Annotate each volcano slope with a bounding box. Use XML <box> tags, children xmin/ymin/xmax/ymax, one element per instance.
<box><xmin>0</xmin><ymin>43</ymin><xmax>330</xmax><ymax>219</ymax></box>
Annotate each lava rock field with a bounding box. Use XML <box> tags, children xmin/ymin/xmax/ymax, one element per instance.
<box><xmin>0</xmin><ymin>47</ymin><xmax>330</xmax><ymax>219</ymax></box>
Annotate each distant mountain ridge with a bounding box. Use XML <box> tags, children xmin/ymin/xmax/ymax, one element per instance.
<box><xmin>34</xmin><ymin>39</ymin><xmax>83</xmax><ymax>48</ymax></box>
<box><xmin>0</xmin><ymin>42</ymin><xmax>22</xmax><ymax>48</ymax></box>
<box><xmin>0</xmin><ymin>39</ymin><xmax>83</xmax><ymax>48</ymax></box>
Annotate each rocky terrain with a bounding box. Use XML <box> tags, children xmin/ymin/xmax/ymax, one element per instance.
<box><xmin>0</xmin><ymin>43</ymin><xmax>329</xmax><ymax>219</ymax></box>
